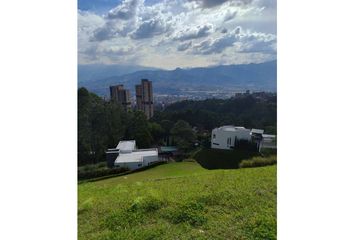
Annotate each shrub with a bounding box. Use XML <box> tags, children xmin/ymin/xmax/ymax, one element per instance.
<box><xmin>103</xmin><ymin>210</ymin><xmax>146</xmax><ymax>231</ymax></box>
<box><xmin>183</xmin><ymin>158</ymin><xmax>196</xmax><ymax>162</ymax></box>
<box><xmin>167</xmin><ymin>201</ymin><xmax>207</xmax><ymax>226</ymax></box>
<box><xmin>78</xmin><ymin>167</ymin><xmax>128</xmax><ymax>180</ymax></box>
<box><xmin>129</xmin><ymin>196</ymin><xmax>164</xmax><ymax>213</ymax></box>
<box><xmin>239</xmin><ymin>156</ymin><xmax>276</xmax><ymax>168</ymax></box>
<box><xmin>237</xmin><ymin>139</ymin><xmax>258</xmax><ymax>151</ymax></box>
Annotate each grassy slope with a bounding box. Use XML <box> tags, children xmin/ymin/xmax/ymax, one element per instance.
<box><xmin>78</xmin><ymin>161</ymin><xmax>276</xmax><ymax>240</ymax></box>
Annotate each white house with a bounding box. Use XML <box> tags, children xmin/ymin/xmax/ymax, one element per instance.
<box><xmin>106</xmin><ymin>140</ymin><xmax>160</xmax><ymax>170</ymax></box>
<box><xmin>211</xmin><ymin>126</ymin><xmax>251</xmax><ymax>150</ymax></box>
<box><xmin>211</xmin><ymin>126</ymin><xmax>276</xmax><ymax>151</ymax></box>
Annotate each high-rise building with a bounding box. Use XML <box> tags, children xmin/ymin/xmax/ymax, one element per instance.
<box><xmin>135</xmin><ymin>84</ymin><xmax>142</xmax><ymax>111</ymax></box>
<box><xmin>135</xmin><ymin>79</ymin><xmax>154</xmax><ymax>119</ymax></box>
<box><xmin>110</xmin><ymin>84</ymin><xmax>131</xmax><ymax>111</ymax></box>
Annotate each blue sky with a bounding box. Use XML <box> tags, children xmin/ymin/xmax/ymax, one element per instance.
<box><xmin>78</xmin><ymin>0</ymin><xmax>277</xmax><ymax>69</ymax></box>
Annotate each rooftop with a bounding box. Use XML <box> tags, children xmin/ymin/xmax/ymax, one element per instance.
<box><xmin>262</xmin><ymin>134</ymin><xmax>276</xmax><ymax>139</ymax></box>
<box><xmin>159</xmin><ymin>146</ymin><xmax>178</xmax><ymax>152</ymax></box>
<box><xmin>219</xmin><ymin>126</ymin><xmax>247</xmax><ymax>131</ymax></box>
<box><xmin>115</xmin><ymin>148</ymin><xmax>158</xmax><ymax>163</ymax></box>
<box><xmin>117</xmin><ymin>140</ymin><xmax>136</xmax><ymax>153</ymax></box>
<box><xmin>251</xmin><ymin>129</ymin><xmax>264</xmax><ymax>134</ymax></box>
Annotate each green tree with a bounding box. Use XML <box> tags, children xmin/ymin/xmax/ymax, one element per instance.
<box><xmin>170</xmin><ymin>120</ymin><xmax>196</xmax><ymax>151</ymax></box>
<box><xmin>78</xmin><ymin>88</ymin><xmax>129</xmax><ymax>166</ymax></box>
<box><xmin>149</xmin><ymin>122</ymin><xmax>165</xmax><ymax>145</ymax></box>
<box><xmin>126</xmin><ymin>111</ymin><xmax>153</xmax><ymax>148</ymax></box>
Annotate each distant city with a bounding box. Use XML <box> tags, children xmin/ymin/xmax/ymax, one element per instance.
<box><xmin>109</xmin><ymin>78</ymin><xmax>276</xmax><ymax>118</ymax></box>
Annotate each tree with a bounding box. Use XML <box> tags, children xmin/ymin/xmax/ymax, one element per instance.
<box><xmin>78</xmin><ymin>88</ymin><xmax>129</xmax><ymax>166</ymax></box>
<box><xmin>149</xmin><ymin>122</ymin><xmax>165</xmax><ymax>145</ymax></box>
<box><xmin>126</xmin><ymin>111</ymin><xmax>153</xmax><ymax>148</ymax></box>
<box><xmin>170</xmin><ymin>120</ymin><xmax>196</xmax><ymax>151</ymax></box>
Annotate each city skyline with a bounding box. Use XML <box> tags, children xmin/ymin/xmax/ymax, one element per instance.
<box><xmin>110</xmin><ymin>79</ymin><xmax>154</xmax><ymax>119</ymax></box>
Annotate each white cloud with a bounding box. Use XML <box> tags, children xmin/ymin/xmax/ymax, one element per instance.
<box><xmin>107</xmin><ymin>0</ymin><xmax>144</xmax><ymax>20</ymax></box>
<box><xmin>172</xmin><ymin>23</ymin><xmax>214</xmax><ymax>41</ymax></box>
<box><xmin>78</xmin><ymin>0</ymin><xmax>276</xmax><ymax>68</ymax></box>
<box><xmin>130</xmin><ymin>16</ymin><xmax>171</xmax><ymax>39</ymax></box>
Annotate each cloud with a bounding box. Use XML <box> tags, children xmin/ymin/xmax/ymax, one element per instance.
<box><xmin>107</xmin><ymin>0</ymin><xmax>143</xmax><ymax>20</ymax></box>
<box><xmin>220</xmin><ymin>28</ymin><xmax>228</xmax><ymax>33</ymax></box>
<box><xmin>173</xmin><ymin>23</ymin><xmax>214</xmax><ymax>41</ymax></box>
<box><xmin>177</xmin><ymin>41</ymin><xmax>193</xmax><ymax>51</ymax></box>
<box><xmin>189</xmin><ymin>0</ymin><xmax>253</xmax><ymax>8</ymax></box>
<box><xmin>223</xmin><ymin>9</ymin><xmax>238</xmax><ymax>22</ymax></box>
<box><xmin>191</xmin><ymin>27</ymin><xmax>240</xmax><ymax>54</ymax></box>
<box><xmin>130</xmin><ymin>17</ymin><xmax>171</xmax><ymax>39</ymax></box>
<box><xmin>189</xmin><ymin>27</ymin><xmax>276</xmax><ymax>55</ymax></box>
<box><xmin>91</xmin><ymin>22</ymin><xmax>117</xmax><ymax>41</ymax></box>
<box><xmin>235</xmin><ymin>31</ymin><xmax>276</xmax><ymax>53</ymax></box>
<box><xmin>78</xmin><ymin>0</ymin><xmax>276</xmax><ymax>67</ymax></box>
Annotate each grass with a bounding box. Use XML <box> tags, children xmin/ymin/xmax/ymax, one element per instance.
<box><xmin>78</xmin><ymin>161</ymin><xmax>276</xmax><ymax>240</ymax></box>
<box><xmin>240</xmin><ymin>155</ymin><xmax>277</xmax><ymax>168</ymax></box>
<box><xmin>194</xmin><ymin>148</ymin><xmax>260</xmax><ymax>169</ymax></box>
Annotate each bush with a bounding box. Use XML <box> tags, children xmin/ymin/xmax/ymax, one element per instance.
<box><xmin>103</xmin><ymin>210</ymin><xmax>146</xmax><ymax>231</ymax></box>
<box><xmin>78</xmin><ymin>167</ymin><xmax>128</xmax><ymax>180</ymax></box>
<box><xmin>237</xmin><ymin>139</ymin><xmax>258</xmax><ymax>151</ymax></box>
<box><xmin>239</xmin><ymin>155</ymin><xmax>276</xmax><ymax>168</ymax></box>
<box><xmin>183</xmin><ymin>158</ymin><xmax>196</xmax><ymax>162</ymax></box>
<box><xmin>129</xmin><ymin>196</ymin><xmax>164</xmax><ymax>213</ymax></box>
<box><xmin>167</xmin><ymin>201</ymin><xmax>207</xmax><ymax>226</ymax></box>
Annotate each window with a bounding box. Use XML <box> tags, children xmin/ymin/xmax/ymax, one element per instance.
<box><xmin>138</xmin><ymin>164</ymin><xmax>142</xmax><ymax>167</ymax></box>
<box><xmin>213</xmin><ymin>134</ymin><xmax>216</xmax><ymax>139</ymax></box>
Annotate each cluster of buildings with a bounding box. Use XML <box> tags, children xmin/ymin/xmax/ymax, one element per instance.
<box><xmin>106</xmin><ymin>125</ymin><xmax>275</xmax><ymax>171</ymax></box>
<box><xmin>211</xmin><ymin>126</ymin><xmax>276</xmax><ymax>152</ymax></box>
<box><xmin>109</xmin><ymin>79</ymin><xmax>154</xmax><ymax>119</ymax></box>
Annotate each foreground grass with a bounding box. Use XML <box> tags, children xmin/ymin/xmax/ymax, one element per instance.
<box><xmin>78</xmin><ymin>161</ymin><xmax>276</xmax><ymax>240</ymax></box>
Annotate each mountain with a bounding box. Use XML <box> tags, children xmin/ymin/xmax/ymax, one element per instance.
<box><xmin>78</xmin><ymin>64</ymin><xmax>160</xmax><ymax>83</ymax></box>
<box><xmin>78</xmin><ymin>60</ymin><xmax>277</xmax><ymax>96</ymax></box>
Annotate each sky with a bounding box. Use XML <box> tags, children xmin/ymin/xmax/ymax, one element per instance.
<box><xmin>78</xmin><ymin>0</ymin><xmax>276</xmax><ymax>69</ymax></box>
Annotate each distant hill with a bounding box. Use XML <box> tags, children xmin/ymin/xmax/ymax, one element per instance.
<box><xmin>78</xmin><ymin>61</ymin><xmax>277</xmax><ymax>96</ymax></box>
<box><xmin>78</xmin><ymin>64</ymin><xmax>160</xmax><ymax>83</ymax></box>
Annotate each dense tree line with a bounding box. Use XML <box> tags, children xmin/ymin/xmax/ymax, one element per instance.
<box><xmin>153</xmin><ymin>95</ymin><xmax>277</xmax><ymax>134</ymax></box>
<box><xmin>78</xmin><ymin>88</ymin><xmax>276</xmax><ymax>166</ymax></box>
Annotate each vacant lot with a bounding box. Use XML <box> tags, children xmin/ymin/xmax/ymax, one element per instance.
<box><xmin>78</xmin><ymin>161</ymin><xmax>276</xmax><ymax>240</ymax></box>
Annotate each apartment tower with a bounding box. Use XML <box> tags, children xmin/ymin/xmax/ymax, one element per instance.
<box><xmin>109</xmin><ymin>84</ymin><xmax>131</xmax><ymax>111</ymax></box>
<box><xmin>135</xmin><ymin>79</ymin><xmax>154</xmax><ymax>119</ymax></box>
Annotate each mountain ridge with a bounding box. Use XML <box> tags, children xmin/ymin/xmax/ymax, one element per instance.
<box><xmin>78</xmin><ymin>60</ymin><xmax>277</xmax><ymax>96</ymax></box>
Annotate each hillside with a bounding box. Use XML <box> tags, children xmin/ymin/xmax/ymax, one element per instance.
<box><xmin>78</xmin><ymin>64</ymin><xmax>160</xmax><ymax>83</ymax></box>
<box><xmin>78</xmin><ymin>161</ymin><xmax>276</xmax><ymax>240</ymax></box>
<box><xmin>79</xmin><ymin>60</ymin><xmax>277</xmax><ymax>96</ymax></box>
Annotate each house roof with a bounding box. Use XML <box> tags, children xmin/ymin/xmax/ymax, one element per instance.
<box><xmin>115</xmin><ymin>149</ymin><xmax>158</xmax><ymax>164</ymax></box>
<box><xmin>220</xmin><ymin>126</ymin><xmax>247</xmax><ymax>132</ymax></box>
<box><xmin>251</xmin><ymin>129</ymin><xmax>264</xmax><ymax>134</ymax></box>
<box><xmin>159</xmin><ymin>146</ymin><xmax>178</xmax><ymax>152</ymax></box>
<box><xmin>262</xmin><ymin>134</ymin><xmax>276</xmax><ymax>139</ymax></box>
<box><xmin>117</xmin><ymin>140</ymin><xmax>136</xmax><ymax>153</ymax></box>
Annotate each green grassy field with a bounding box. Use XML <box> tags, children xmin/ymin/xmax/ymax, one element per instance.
<box><xmin>78</xmin><ymin>161</ymin><xmax>276</xmax><ymax>240</ymax></box>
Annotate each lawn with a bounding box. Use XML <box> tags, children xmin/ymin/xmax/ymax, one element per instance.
<box><xmin>78</xmin><ymin>161</ymin><xmax>276</xmax><ymax>240</ymax></box>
